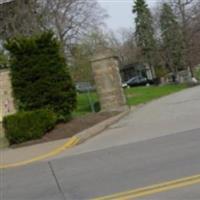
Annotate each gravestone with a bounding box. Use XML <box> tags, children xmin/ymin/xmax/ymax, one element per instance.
<box><xmin>0</xmin><ymin>69</ymin><xmax>16</xmax><ymax>147</ymax></box>
<box><xmin>91</xmin><ymin>50</ymin><xmax>127</xmax><ymax>112</ymax></box>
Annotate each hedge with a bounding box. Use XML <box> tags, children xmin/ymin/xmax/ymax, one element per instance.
<box><xmin>3</xmin><ymin>109</ymin><xmax>57</xmax><ymax>145</ymax></box>
<box><xmin>5</xmin><ymin>31</ymin><xmax>77</xmax><ymax>120</ymax></box>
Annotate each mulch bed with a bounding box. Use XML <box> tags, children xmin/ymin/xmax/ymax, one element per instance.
<box><xmin>12</xmin><ymin>111</ymin><xmax>120</xmax><ymax>148</ymax></box>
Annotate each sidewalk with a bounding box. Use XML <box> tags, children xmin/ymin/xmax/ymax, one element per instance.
<box><xmin>0</xmin><ymin>138</ymin><xmax>69</xmax><ymax>166</ymax></box>
<box><xmin>0</xmin><ymin>110</ymin><xmax>129</xmax><ymax>167</ymax></box>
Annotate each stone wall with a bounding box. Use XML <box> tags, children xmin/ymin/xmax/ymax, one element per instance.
<box><xmin>0</xmin><ymin>69</ymin><xmax>16</xmax><ymax>121</ymax></box>
<box><xmin>0</xmin><ymin>69</ymin><xmax>16</xmax><ymax>147</ymax></box>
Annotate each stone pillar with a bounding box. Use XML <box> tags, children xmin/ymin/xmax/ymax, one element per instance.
<box><xmin>0</xmin><ymin>69</ymin><xmax>16</xmax><ymax>147</ymax></box>
<box><xmin>91</xmin><ymin>51</ymin><xmax>127</xmax><ymax>112</ymax></box>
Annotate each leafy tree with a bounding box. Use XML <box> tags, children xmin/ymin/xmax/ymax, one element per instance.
<box><xmin>70</xmin><ymin>44</ymin><xmax>93</xmax><ymax>83</ymax></box>
<box><xmin>39</xmin><ymin>0</ymin><xmax>107</xmax><ymax>52</ymax></box>
<box><xmin>5</xmin><ymin>31</ymin><xmax>76</xmax><ymax>120</ymax></box>
<box><xmin>133</xmin><ymin>0</ymin><xmax>157</xmax><ymax>77</ymax></box>
<box><xmin>170</xmin><ymin>0</ymin><xmax>199</xmax><ymax>77</ymax></box>
<box><xmin>0</xmin><ymin>0</ymin><xmax>40</xmax><ymax>39</ymax></box>
<box><xmin>160</xmin><ymin>3</ymin><xmax>185</xmax><ymax>78</ymax></box>
<box><xmin>0</xmin><ymin>0</ymin><xmax>107</xmax><ymax>57</ymax></box>
<box><xmin>70</xmin><ymin>28</ymin><xmax>109</xmax><ymax>83</ymax></box>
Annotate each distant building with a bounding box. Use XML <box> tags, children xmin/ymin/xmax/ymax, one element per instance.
<box><xmin>120</xmin><ymin>63</ymin><xmax>154</xmax><ymax>82</ymax></box>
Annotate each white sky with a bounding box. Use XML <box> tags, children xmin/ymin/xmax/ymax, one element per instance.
<box><xmin>98</xmin><ymin>0</ymin><xmax>161</xmax><ymax>31</ymax></box>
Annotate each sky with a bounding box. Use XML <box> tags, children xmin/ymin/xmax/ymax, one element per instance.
<box><xmin>98</xmin><ymin>0</ymin><xmax>159</xmax><ymax>31</ymax></box>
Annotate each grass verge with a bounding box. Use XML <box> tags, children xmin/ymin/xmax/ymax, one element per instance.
<box><xmin>74</xmin><ymin>84</ymin><xmax>188</xmax><ymax>116</ymax></box>
<box><xmin>73</xmin><ymin>92</ymin><xmax>98</xmax><ymax>117</ymax></box>
<box><xmin>125</xmin><ymin>84</ymin><xmax>188</xmax><ymax>106</ymax></box>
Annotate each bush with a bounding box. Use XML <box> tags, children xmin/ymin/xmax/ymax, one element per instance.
<box><xmin>3</xmin><ymin>109</ymin><xmax>57</xmax><ymax>144</ymax></box>
<box><xmin>5</xmin><ymin>31</ymin><xmax>77</xmax><ymax>120</ymax></box>
<box><xmin>93</xmin><ymin>101</ymin><xmax>101</xmax><ymax>112</ymax></box>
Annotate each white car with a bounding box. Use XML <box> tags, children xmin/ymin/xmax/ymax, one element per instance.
<box><xmin>122</xmin><ymin>82</ymin><xmax>128</xmax><ymax>88</ymax></box>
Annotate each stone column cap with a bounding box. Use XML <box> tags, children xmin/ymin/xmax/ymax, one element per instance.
<box><xmin>91</xmin><ymin>50</ymin><xmax>119</xmax><ymax>63</ymax></box>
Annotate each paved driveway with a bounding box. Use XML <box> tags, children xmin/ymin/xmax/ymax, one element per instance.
<box><xmin>56</xmin><ymin>85</ymin><xmax>200</xmax><ymax>158</ymax></box>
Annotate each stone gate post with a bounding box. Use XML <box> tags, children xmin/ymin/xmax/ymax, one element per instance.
<box><xmin>91</xmin><ymin>50</ymin><xmax>128</xmax><ymax>112</ymax></box>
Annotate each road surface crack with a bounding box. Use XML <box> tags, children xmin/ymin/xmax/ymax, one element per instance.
<box><xmin>48</xmin><ymin>161</ymin><xmax>66</xmax><ymax>200</ymax></box>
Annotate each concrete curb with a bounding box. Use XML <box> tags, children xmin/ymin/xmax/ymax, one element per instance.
<box><xmin>76</xmin><ymin>109</ymin><xmax>130</xmax><ymax>145</ymax></box>
<box><xmin>0</xmin><ymin>109</ymin><xmax>130</xmax><ymax>169</ymax></box>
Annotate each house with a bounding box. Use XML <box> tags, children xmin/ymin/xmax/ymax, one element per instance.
<box><xmin>120</xmin><ymin>63</ymin><xmax>155</xmax><ymax>82</ymax></box>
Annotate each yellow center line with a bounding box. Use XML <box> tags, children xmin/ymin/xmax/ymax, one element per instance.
<box><xmin>93</xmin><ymin>174</ymin><xmax>200</xmax><ymax>200</ymax></box>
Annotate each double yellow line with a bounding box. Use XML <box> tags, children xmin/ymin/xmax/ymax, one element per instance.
<box><xmin>93</xmin><ymin>174</ymin><xmax>200</xmax><ymax>200</ymax></box>
<box><xmin>0</xmin><ymin>136</ymin><xmax>79</xmax><ymax>169</ymax></box>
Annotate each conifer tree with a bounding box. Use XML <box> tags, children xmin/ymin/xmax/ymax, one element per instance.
<box><xmin>160</xmin><ymin>3</ymin><xmax>185</xmax><ymax>79</ymax></box>
<box><xmin>5</xmin><ymin>32</ymin><xmax>77</xmax><ymax>120</ymax></box>
<box><xmin>133</xmin><ymin>0</ymin><xmax>157</xmax><ymax>77</ymax></box>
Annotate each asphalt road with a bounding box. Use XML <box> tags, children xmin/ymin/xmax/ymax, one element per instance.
<box><xmin>1</xmin><ymin>127</ymin><xmax>200</xmax><ymax>200</ymax></box>
<box><xmin>139</xmin><ymin>184</ymin><xmax>200</xmax><ymax>200</ymax></box>
<box><xmin>1</xmin><ymin>86</ymin><xmax>200</xmax><ymax>200</ymax></box>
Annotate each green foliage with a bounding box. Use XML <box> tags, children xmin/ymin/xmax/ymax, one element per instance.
<box><xmin>160</xmin><ymin>3</ymin><xmax>185</xmax><ymax>74</ymax></box>
<box><xmin>3</xmin><ymin>109</ymin><xmax>57</xmax><ymax>144</ymax></box>
<box><xmin>0</xmin><ymin>51</ymin><xmax>9</xmax><ymax>69</ymax></box>
<box><xmin>5</xmin><ymin>31</ymin><xmax>77</xmax><ymax>120</ymax></box>
<box><xmin>133</xmin><ymin>0</ymin><xmax>157</xmax><ymax>67</ymax></box>
<box><xmin>73</xmin><ymin>92</ymin><xmax>98</xmax><ymax>117</ymax></box>
<box><xmin>155</xmin><ymin>66</ymin><xmax>168</xmax><ymax>78</ymax></box>
<box><xmin>70</xmin><ymin>45</ymin><xmax>93</xmax><ymax>83</ymax></box>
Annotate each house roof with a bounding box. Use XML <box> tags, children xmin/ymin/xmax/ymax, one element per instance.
<box><xmin>0</xmin><ymin>0</ymin><xmax>13</xmax><ymax>5</ymax></box>
<box><xmin>120</xmin><ymin>63</ymin><xmax>146</xmax><ymax>71</ymax></box>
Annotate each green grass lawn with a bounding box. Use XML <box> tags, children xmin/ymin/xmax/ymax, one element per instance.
<box><xmin>125</xmin><ymin>84</ymin><xmax>188</xmax><ymax>106</ymax></box>
<box><xmin>73</xmin><ymin>84</ymin><xmax>188</xmax><ymax>116</ymax></box>
<box><xmin>73</xmin><ymin>92</ymin><xmax>98</xmax><ymax>117</ymax></box>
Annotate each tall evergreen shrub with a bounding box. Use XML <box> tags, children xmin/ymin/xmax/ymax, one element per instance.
<box><xmin>5</xmin><ymin>31</ymin><xmax>76</xmax><ymax>120</ymax></box>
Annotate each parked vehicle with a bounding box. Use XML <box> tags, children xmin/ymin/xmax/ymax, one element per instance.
<box><xmin>75</xmin><ymin>82</ymin><xmax>96</xmax><ymax>93</ymax></box>
<box><xmin>123</xmin><ymin>76</ymin><xmax>152</xmax><ymax>87</ymax></box>
<box><xmin>122</xmin><ymin>82</ymin><xmax>129</xmax><ymax>88</ymax></box>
